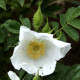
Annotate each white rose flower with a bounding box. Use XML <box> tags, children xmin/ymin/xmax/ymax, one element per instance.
<box><xmin>10</xmin><ymin>26</ymin><xmax>71</xmax><ymax>76</ymax></box>
<box><xmin>8</xmin><ymin>71</ymin><xmax>20</xmax><ymax>80</ymax></box>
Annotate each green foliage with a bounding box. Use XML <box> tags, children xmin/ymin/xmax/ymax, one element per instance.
<box><xmin>19</xmin><ymin>16</ymin><xmax>31</xmax><ymax>29</ymax></box>
<box><xmin>0</xmin><ymin>0</ymin><xmax>80</xmax><ymax>80</ymax></box>
<box><xmin>17</xmin><ymin>0</ymin><xmax>25</xmax><ymax>7</ymax></box>
<box><xmin>57</xmin><ymin>31</ymin><xmax>66</xmax><ymax>42</ymax></box>
<box><xmin>42</xmin><ymin>3</ymin><xmax>62</xmax><ymax>18</ymax></box>
<box><xmin>70</xmin><ymin>6</ymin><xmax>80</xmax><ymax>20</ymax></box>
<box><xmin>53</xmin><ymin>6</ymin><xmax>80</xmax><ymax>41</ymax></box>
<box><xmin>0</xmin><ymin>29</ymin><xmax>5</xmax><ymax>43</ymax></box>
<box><xmin>19</xmin><ymin>69</ymin><xmax>26</xmax><ymax>79</ymax></box>
<box><xmin>41</xmin><ymin>0</ymin><xmax>58</xmax><ymax>18</ymax></box>
<box><xmin>42</xmin><ymin>62</ymin><xmax>80</xmax><ymax>80</ymax></box>
<box><xmin>23</xmin><ymin>74</ymin><xmax>33</xmax><ymax>80</ymax></box>
<box><xmin>43</xmin><ymin>3</ymin><xmax>62</xmax><ymax>13</ymax></box>
<box><xmin>4</xmin><ymin>35</ymin><xmax>18</xmax><ymax>51</ymax></box>
<box><xmin>63</xmin><ymin>26</ymin><xmax>79</xmax><ymax>41</ymax></box>
<box><xmin>51</xmin><ymin>22</ymin><xmax>59</xmax><ymax>30</ymax></box>
<box><xmin>41</xmin><ymin>0</ymin><xmax>50</xmax><ymax>8</ymax></box>
<box><xmin>70</xmin><ymin>0</ymin><xmax>80</xmax><ymax>5</ymax></box>
<box><xmin>66</xmin><ymin>7</ymin><xmax>76</xmax><ymax>22</ymax></box>
<box><xmin>66</xmin><ymin>6</ymin><xmax>80</xmax><ymax>22</ymax></box>
<box><xmin>4</xmin><ymin>36</ymin><xmax>14</xmax><ymax>51</ymax></box>
<box><xmin>68</xmin><ymin>19</ymin><xmax>80</xmax><ymax>29</ymax></box>
<box><xmin>60</xmin><ymin>14</ymin><xmax>66</xmax><ymax>27</ymax></box>
<box><xmin>66</xmin><ymin>64</ymin><xmax>80</xmax><ymax>80</ymax></box>
<box><xmin>51</xmin><ymin>22</ymin><xmax>66</xmax><ymax>41</ymax></box>
<box><xmin>0</xmin><ymin>0</ymin><xmax>6</xmax><ymax>10</ymax></box>
<box><xmin>2</xmin><ymin>20</ymin><xmax>21</xmax><ymax>34</ymax></box>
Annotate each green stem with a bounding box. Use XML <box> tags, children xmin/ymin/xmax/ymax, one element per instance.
<box><xmin>56</xmin><ymin>31</ymin><xmax>62</xmax><ymax>40</ymax></box>
<box><xmin>22</xmin><ymin>74</ymin><xmax>28</xmax><ymax>80</ymax></box>
<box><xmin>33</xmin><ymin>70</ymin><xmax>39</xmax><ymax>80</ymax></box>
<box><xmin>53</xmin><ymin>23</ymin><xmax>68</xmax><ymax>36</ymax></box>
<box><xmin>38</xmin><ymin>1</ymin><xmax>42</xmax><ymax>9</ymax></box>
<box><xmin>48</xmin><ymin>27</ymin><xmax>56</xmax><ymax>34</ymax></box>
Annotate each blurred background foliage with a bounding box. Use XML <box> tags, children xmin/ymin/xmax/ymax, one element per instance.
<box><xmin>0</xmin><ymin>0</ymin><xmax>80</xmax><ymax>80</ymax></box>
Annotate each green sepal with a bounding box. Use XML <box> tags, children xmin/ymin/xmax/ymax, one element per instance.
<box><xmin>42</xmin><ymin>18</ymin><xmax>50</xmax><ymax>32</ymax></box>
<box><xmin>33</xmin><ymin>70</ymin><xmax>39</xmax><ymax>80</ymax></box>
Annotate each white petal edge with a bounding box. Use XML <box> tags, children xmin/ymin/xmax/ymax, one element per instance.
<box><xmin>39</xmin><ymin>61</ymin><xmax>56</xmax><ymax>76</ymax></box>
<box><xmin>8</xmin><ymin>71</ymin><xmax>20</xmax><ymax>80</ymax></box>
<box><xmin>19</xmin><ymin>26</ymin><xmax>53</xmax><ymax>41</ymax></box>
<box><xmin>37</xmin><ymin>35</ymin><xmax>71</xmax><ymax>61</ymax></box>
<box><xmin>46</xmin><ymin>38</ymin><xmax>71</xmax><ymax>60</ymax></box>
<box><xmin>36</xmin><ymin>33</ymin><xmax>53</xmax><ymax>39</ymax></box>
<box><xmin>19</xmin><ymin>26</ymin><xmax>36</xmax><ymax>41</ymax></box>
<box><xmin>21</xmin><ymin>60</ymin><xmax>56</xmax><ymax>76</ymax></box>
<box><xmin>10</xmin><ymin>40</ymin><xmax>34</xmax><ymax>70</ymax></box>
<box><xmin>21</xmin><ymin>63</ymin><xmax>38</xmax><ymax>75</ymax></box>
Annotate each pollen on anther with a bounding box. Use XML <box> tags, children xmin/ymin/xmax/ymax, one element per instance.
<box><xmin>27</xmin><ymin>41</ymin><xmax>45</xmax><ymax>59</ymax></box>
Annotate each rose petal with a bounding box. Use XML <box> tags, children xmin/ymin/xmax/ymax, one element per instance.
<box><xmin>8</xmin><ymin>71</ymin><xmax>20</xmax><ymax>80</ymax></box>
<box><xmin>11</xmin><ymin>40</ymin><xmax>34</xmax><ymax>70</ymax></box>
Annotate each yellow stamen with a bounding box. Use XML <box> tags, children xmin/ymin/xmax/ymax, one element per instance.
<box><xmin>27</xmin><ymin>41</ymin><xmax>45</xmax><ymax>59</ymax></box>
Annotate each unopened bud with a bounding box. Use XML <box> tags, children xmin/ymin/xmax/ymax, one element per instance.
<box><xmin>33</xmin><ymin>2</ymin><xmax>43</xmax><ymax>30</ymax></box>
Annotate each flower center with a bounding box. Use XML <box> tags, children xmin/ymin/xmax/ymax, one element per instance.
<box><xmin>27</xmin><ymin>41</ymin><xmax>45</xmax><ymax>59</ymax></box>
